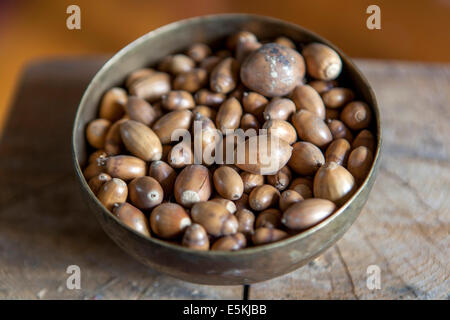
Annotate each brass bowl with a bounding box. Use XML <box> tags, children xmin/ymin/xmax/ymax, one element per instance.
<box><xmin>72</xmin><ymin>14</ymin><xmax>381</xmax><ymax>285</ymax></box>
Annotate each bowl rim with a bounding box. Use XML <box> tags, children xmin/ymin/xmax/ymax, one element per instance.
<box><xmin>72</xmin><ymin>13</ymin><xmax>382</xmax><ymax>257</ymax></box>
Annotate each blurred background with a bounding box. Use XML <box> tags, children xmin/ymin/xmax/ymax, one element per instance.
<box><xmin>0</xmin><ymin>0</ymin><xmax>449</xmax><ymax>134</ymax></box>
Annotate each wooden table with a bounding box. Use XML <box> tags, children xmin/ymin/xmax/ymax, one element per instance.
<box><xmin>0</xmin><ymin>58</ymin><xmax>448</xmax><ymax>299</ymax></box>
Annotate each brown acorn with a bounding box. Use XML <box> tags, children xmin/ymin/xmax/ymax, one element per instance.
<box><xmin>173</xmin><ymin>68</ymin><xmax>208</xmax><ymax>93</ymax></box>
<box><xmin>275</xmin><ymin>36</ymin><xmax>296</xmax><ymax>49</ymax></box>
<box><xmin>152</xmin><ymin>110</ymin><xmax>193</xmax><ymax>144</ymax></box>
<box><xmin>308</xmin><ymin>80</ymin><xmax>338</xmax><ymax>94</ymax></box>
<box><xmin>267</xmin><ymin>166</ymin><xmax>292</xmax><ymax>191</ymax></box>
<box><xmin>193</xmin><ymin>105</ymin><xmax>217</xmax><ymax>120</ymax></box>
<box><xmin>235</xmin><ymin>193</ymin><xmax>250</xmax><ymax>211</ymax></box>
<box><xmin>174</xmin><ymin>165</ymin><xmax>212</xmax><ymax>208</ymax></box>
<box><xmin>262</xmin><ymin>119</ymin><xmax>297</xmax><ymax>145</ymax></box>
<box><xmin>104</xmin><ymin>118</ymin><xmax>127</xmax><ymax>156</ymax></box>
<box><xmin>88</xmin><ymin>173</ymin><xmax>112</xmax><ymax>195</ymax></box>
<box><xmin>282</xmin><ymin>198</ymin><xmax>336</xmax><ymax>230</ymax></box>
<box><xmin>128</xmin><ymin>176</ymin><xmax>164</xmax><ymax>210</ymax></box>
<box><xmin>327</xmin><ymin>119</ymin><xmax>353</xmax><ymax>142</ymax></box>
<box><xmin>191</xmin><ymin>201</ymin><xmax>238</xmax><ymax>237</ymax></box>
<box><xmin>125</xmin><ymin>96</ymin><xmax>159</xmax><ymax>127</ymax></box>
<box><xmin>322</xmin><ymin>87</ymin><xmax>355</xmax><ymax>109</ymax></box>
<box><xmin>129</xmin><ymin>71</ymin><xmax>171</xmax><ymax>101</ymax></box>
<box><xmin>216</xmin><ymin>97</ymin><xmax>243</xmax><ymax>132</ymax></box>
<box><xmin>279</xmin><ymin>189</ymin><xmax>304</xmax><ymax>211</ymax></box>
<box><xmin>212</xmin><ymin>233</ymin><xmax>247</xmax><ymax>251</ymax></box>
<box><xmin>292</xmin><ymin>110</ymin><xmax>332</xmax><ymax>148</ymax></box>
<box><xmin>347</xmin><ymin>146</ymin><xmax>373</xmax><ymax>182</ymax></box>
<box><xmin>99</xmin><ymin>87</ymin><xmax>127</xmax><ymax>122</ymax></box>
<box><xmin>289</xmin><ymin>177</ymin><xmax>313</xmax><ymax>199</ymax></box>
<box><xmin>213</xmin><ymin>166</ymin><xmax>244</xmax><ymax>200</ymax></box>
<box><xmin>194</xmin><ymin>89</ymin><xmax>226</xmax><ymax>107</ymax></box>
<box><xmin>242</xmin><ymin>92</ymin><xmax>268</xmax><ymax>120</ymax></box>
<box><xmin>88</xmin><ymin>150</ymin><xmax>107</xmax><ymax>163</ymax></box>
<box><xmin>235</xmin><ymin>209</ymin><xmax>255</xmax><ymax>238</ymax></box>
<box><xmin>168</xmin><ymin>140</ymin><xmax>193</xmax><ymax>169</ymax></box>
<box><xmin>200</xmin><ymin>56</ymin><xmax>222</xmax><ymax>73</ymax></box>
<box><xmin>240</xmin><ymin>172</ymin><xmax>265</xmax><ymax>194</ymax></box>
<box><xmin>352</xmin><ymin>129</ymin><xmax>376</xmax><ymax>153</ymax></box>
<box><xmin>263</xmin><ymin>98</ymin><xmax>296</xmax><ymax>121</ymax></box>
<box><xmin>241</xmin><ymin>43</ymin><xmax>305</xmax><ymax>97</ymax></box>
<box><xmin>83</xmin><ymin>161</ymin><xmax>104</xmax><ymax>181</ymax></box>
<box><xmin>97</xmin><ymin>178</ymin><xmax>128</xmax><ymax>211</ymax></box>
<box><xmin>159</xmin><ymin>54</ymin><xmax>195</xmax><ymax>75</ymax></box>
<box><xmin>113</xmin><ymin>202</ymin><xmax>151</xmax><ymax>237</ymax></box>
<box><xmin>313</xmin><ymin>161</ymin><xmax>356</xmax><ymax>204</ymax></box>
<box><xmin>210</xmin><ymin>198</ymin><xmax>237</xmax><ymax>214</ymax></box>
<box><xmin>255</xmin><ymin>208</ymin><xmax>282</xmax><ymax>229</ymax></box>
<box><xmin>186</xmin><ymin>43</ymin><xmax>211</xmax><ymax>62</ymax></box>
<box><xmin>210</xmin><ymin>57</ymin><xmax>240</xmax><ymax>94</ymax></box>
<box><xmin>248</xmin><ymin>184</ymin><xmax>280</xmax><ymax>211</ymax></box>
<box><xmin>86</xmin><ymin>119</ymin><xmax>111</xmax><ymax>149</ymax></box>
<box><xmin>125</xmin><ymin>68</ymin><xmax>155</xmax><ymax>89</ymax></box>
<box><xmin>325</xmin><ymin>138</ymin><xmax>351</xmax><ymax>166</ymax></box>
<box><xmin>161</xmin><ymin>90</ymin><xmax>195</xmax><ymax>111</ymax></box>
<box><xmin>240</xmin><ymin>113</ymin><xmax>261</xmax><ymax>132</ymax></box>
<box><xmin>236</xmin><ymin>39</ymin><xmax>262</xmax><ymax>63</ymax></box>
<box><xmin>288</xmin><ymin>141</ymin><xmax>325</xmax><ymax>175</ymax></box>
<box><xmin>120</xmin><ymin>120</ymin><xmax>162</xmax><ymax>161</ymax></box>
<box><xmin>302</xmin><ymin>42</ymin><xmax>342</xmax><ymax>80</ymax></box>
<box><xmin>148</xmin><ymin>160</ymin><xmax>177</xmax><ymax>197</ymax></box>
<box><xmin>252</xmin><ymin>228</ymin><xmax>288</xmax><ymax>245</ymax></box>
<box><xmin>340</xmin><ymin>101</ymin><xmax>372</xmax><ymax>130</ymax></box>
<box><xmin>182</xmin><ymin>223</ymin><xmax>210</xmax><ymax>250</ymax></box>
<box><xmin>104</xmin><ymin>155</ymin><xmax>146</xmax><ymax>181</ymax></box>
<box><xmin>226</xmin><ymin>31</ymin><xmax>258</xmax><ymax>51</ymax></box>
<box><xmin>150</xmin><ymin>203</ymin><xmax>191</xmax><ymax>239</ymax></box>
<box><xmin>291</xmin><ymin>85</ymin><xmax>326</xmax><ymax>120</ymax></box>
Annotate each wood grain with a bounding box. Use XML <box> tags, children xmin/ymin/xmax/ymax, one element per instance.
<box><xmin>248</xmin><ymin>60</ymin><xmax>450</xmax><ymax>299</ymax></box>
<box><xmin>0</xmin><ymin>58</ymin><xmax>448</xmax><ymax>299</ymax></box>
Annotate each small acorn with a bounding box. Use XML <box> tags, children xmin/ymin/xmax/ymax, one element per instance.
<box><xmin>104</xmin><ymin>155</ymin><xmax>146</xmax><ymax>181</ymax></box>
<box><xmin>340</xmin><ymin>101</ymin><xmax>372</xmax><ymax>130</ymax></box>
<box><xmin>150</xmin><ymin>203</ymin><xmax>191</xmax><ymax>239</ymax></box>
<box><xmin>161</xmin><ymin>90</ymin><xmax>195</xmax><ymax>111</ymax></box>
<box><xmin>292</xmin><ymin>110</ymin><xmax>332</xmax><ymax>148</ymax></box>
<box><xmin>120</xmin><ymin>120</ymin><xmax>162</xmax><ymax>161</ymax></box>
<box><xmin>213</xmin><ymin>166</ymin><xmax>244</xmax><ymax>200</ymax></box>
<box><xmin>240</xmin><ymin>113</ymin><xmax>260</xmax><ymax>132</ymax></box>
<box><xmin>262</xmin><ymin>119</ymin><xmax>297</xmax><ymax>145</ymax></box>
<box><xmin>282</xmin><ymin>198</ymin><xmax>336</xmax><ymax>230</ymax></box>
<box><xmin>173</xmin><ymin>68</ymin><xmax>208</xmax><ymax>93</ymax></box>
<box><xmin>313</xmin><ymin>161</ymin><xmax>356</xmax><ymax>204</ymax></box>
<box><xmin>325</xmin><ymin>138</ymin><xmax>351</xmax><ymax>166</ymax></box>
<box><xmin>263</xmin><ymin>98</ymin><xmax>296</xmax><ymax>121</ymax></box>
<box><xmin>279</xmin><ymin>189</ymin><xmax>304</xmax><ymax>211</ymax></box>
<box><xmin>267</xmin><ymin>166</ymin><xmax>292</xmax><ymax>191</ymax></box>
<box><xmin>186</xmin><ymin>43</ymin><xmax>211</xmax><ymax>62</ymax></box>
<box><xmin>352</xmin><ymin>129</ymin><xmax>376</xmax><ymax>153</ymax></box>
<box><xmin>322</xmin><ymin>87</ymin><xmax>355</xmax><ymax>109</ymax></box>
<box><xmin>289</xmin><ymin>177</ymin><xmax>313</xmax><ymax>199</ymax></box>
<box><xmin>174</xmin><ymin>165</ymin><xmax>212</xmax><ymax>208</ymax></box>
<box><xmin>128</xmin><ymin>176</ymin><xmax>164</xmax><ymax>210</ymax></box>
<box><xmin>347</xmin><ymin>146</ymin><xmax>373</xmax><ymax>182</ymax></box>
<box><xmin>97</xmin><ymin>178</ymin><xmax>128</xmax><ymax>211</ymax></box>
<box><xmin>255</xmin><ymin>208</ymin><xmax>282</xmax><ymax>229</ymax></box>
<box><xmin>288</xmin><ymin>141</ymin><xmax>325</xmax><ymax>175</ymax></box>
<box><xmin>242</xmin><ymin>92</ymin><xmax>268</xmax><ymax>121</ymax></box>
<box><xmin>309</xmin><ymin>80</ymin><xmax>338</xmax><ymax>94</ymax></box>
<box><xmin>216</xmin><ymin>97</ymin><xmax>243</xmax><ymax>132</ymax></box>
<box><xmin>327</xmin><ymin>119</ymin><xmax>353</xmax><ymax>142</ymax></box>
<box><xmin>212</xmin><ymin>233</ymin><xmax>247</xmax><ymax>251</ymax></box>
<box><xmin>235</xmin><ymin>209</ymin><xmax>255</xmax><ymax>238</ymax></box>
<box><xmin>99</xmin><ymin>87</ymin><xmax>127</xmax><ymax>122</ymax></box>
<box><xmin>113</xmin><ymin>202</ymin><xmax>151</xmax><ymax>237</ymax></box>
<box><xmin>104</xmin><ymin>118</ymin><xmax>127</xmax><ymax>156</ymax></box>
<box><xmin>152</xmin><ymin>110</ymin><xmax>193</xmax><ymax>144</ymax></box>
<box><xmin>248</xmin><ymin>184</ymin><xmax>280</xmax><ymax>211</ymax></box>
<box><xmin>191</xmin><ymin>201</ymin><xmax>238</xmax><ymax>237</ymax></box>
<box><xmin>88</xmin><ymin>173</ymin><xmax>112</xmax><ymax>195</ymax></box>
<box><xmin>210</xmin><ymin>57</ymin><xmax>240</xmax><ymax>94</ymax></box>
<box><xmin>252</xmin><ymin>227</ymin><xmax>288</xmax><ymax>245</ymax></box>
<box><xmin>86</xmin><ymin>119</ymin><xmax>111</xmax><ymax>149</ymax></box>
<box><xmin>291</xmin><ymin>85</ymin><xmax>326</xmax><ymax>120</ymax></box>
<box><xmin>240</xmin><ymin>172</ymin><xmax>265</xmax><ymax>194</ymax></box>
<box><xmin>129</xmin><ymin>71</ymin><xmax>171</xmax><ymax>101</ymax></box>
<box><xmin>302</xmin><ymin>42</ymin><xmax>342</xmax><ymax>80</ymax></box>
<box><xmin>125</xmin><ymin>96</ymin><xmax>159</xmax><ymax>126</ymax></box>
<box><xmin>182</xmin><ymin>223</ymin><xmax>210</xmax><ymax>250</ymax></box>
<box><xmin>194</xmin><ymin>89</ymin><xmax>226</xmax><ymax>107</ymax></box>
<box><xmin>148</xmin><ymin>161</ymin><xmax>177</xmax><ymax>197</ymax></box>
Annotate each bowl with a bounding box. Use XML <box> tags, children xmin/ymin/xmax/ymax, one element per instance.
<box><xmin>72</xmin><ymin>13</ymin><xmax>382</xmax><ymax>285</ymax></box>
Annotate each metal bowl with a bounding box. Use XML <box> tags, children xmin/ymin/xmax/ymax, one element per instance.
<box><xmin>72</xmin><ymin>14</ymin><xmax>381</xmax><ymax>285</ymax></box>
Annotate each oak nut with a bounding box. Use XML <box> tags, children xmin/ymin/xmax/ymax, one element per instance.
<box><xmin>86</xmin><ymin>119</ymin><xmax>111</xmax><ymax>149</ymax></box>
<box><xmin>347</xmin><ymin>146</ymin><xmax>373</xmax><ymax>182</ymax></box>
<box><xmin>288</xmin><ymin>141</ymin><xmax>325</xmax><ymax>175</ymax></box>
<box><xmin>282</xmin><ymin>198</ymin><xmax>336</xmax><ymax>230</ymax></box>
<box><xmin>191</xmin><ymin>201</ymin><xmax>238</xmax><ymax>237</ymax></box>
<box><xmin>99</xmin><ymin>87</ymin><xmax>127</xmax><ymax>122</ymax></box>
<box><xmin>174</xmin><ymin>165</ymin><xmax>212</xmax><ymax>208</ymax></box>
<box><xmin>212</xmin><ymin>233</ymin><xmax>247</xmax><ymax>251</ymax></box>
<box><xmin>248</xmin><ymin>184</ymin><xmax>280</xmax><ymax>211</ymax></box>
<box><xmin>182</xmin><ymin>224</ymin><xmax>210</xmax><ymax>251</ymax></box>
<box><xmin>97</xmin><ymin>178</ymin><xmax>128</xmax><ymax>211</ymax></box>
<box><xmin>113</xmin><ymin>202</ymin><xmax>151</xmax><ymax>237</ymax></box>
<box><xmin>120</xmin><ymin>120</ymin><xmax>162</xmax><ymax>161</ymax></box>
<box><xmin>279</xmin><ymin>189</ymin><xmax>304</xmax><ymax>212</ymax></box>
<box><xmin>129</xmin><ymin>176</ymin><xmax>164</xmax><ymax>210</ymax></box>
<box><xmin>213</xmin><ymin>166</ymin><xmax>244</xmax><ymax>200</ymax></box>
<box><xmin>302</xmin><ymin>42</ymin><xmax>342</xmax><ymax>80</ymax></box>
<box><xmin>150</xmin><ymin>203</ymin><xmax>191</xmax><ymax>239</ymax></box>
<box><xmin>252</xmin><ymin>228</ymin><xmax>288</xmax><ymax>245</ymax></box>
<box><xmin>292</xmin><ymin>110</ymin><xmax>332</xmax><ymax>148</ymax></box>
<box><xmin>340</xmin><ymin>101</ymin><xmax>372</xmax><ymax>130</ymax></box>
<box><xmin>313</xmin><ymin>161</ymin><xmax>356</xmax><ymax>204</ymax></box>
<box><xmin>104</xmin><ymin>155</ymin><xmax>146</xmax><ymax>181</ymax></box>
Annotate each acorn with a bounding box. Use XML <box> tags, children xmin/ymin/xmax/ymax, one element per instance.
<box><xmin>152</xmin><ymin>110</ymin><xmax>193</xmax><ymax>144</ymax></box>
<box><xmin>129</xmin><ymin>71</ymin><xmax>171</xmax><ymax>101</ymax></box>
<box><xmin>288</xmin><ymin>141</ymin><xmax>325</xmax><ymax>175</ymax></box>
<box><xmin>242</xmin><ymin>92</ymin><xmax>268</xmax><ymax>121</ymax></box>
<box><xmin>234</xmin><ymin>193</ymin><xmax>250</xmax><ymax>211</ymax></box>
<box><xmin>210</xmin><ymin>198</ymin><xmax>237</xmax><ymax>214</ymax></box>
<box><xmin>226</xmin><ymin>31</ymin><xmax>258</xmax><ymax>51</ymax></box>
<box><xmin>327</xmin><ymin>119</ymin><xmax>353</xmax><ymax>142</ymax></box>
<box><xmin>97</xmin><ymin>178</ymin><xmax>128</xmax><ymax>211</ymax></box>
<box><xmin>148</xmin><ymin>160</ymin><xmax>177</xmax><ymax>197</ymax></box>
<box><xmin>240</xmin><ymin>113</ymin><xmax>260</xmax><ymax>132</ymax></box>
<box><xmin>150</xmin><ymin>203</ymin><xmax>191</xmax><ymax>239</ymax></box>
<box><xmin>193</xmin><ymin>105</ymin><xmax>217</xmax><ymax>120</ymax></box>
<box><xmin>282</xmin><ymin>198</ymin><xmax>336</xmax><ymax>230</ymax></box>
<box><xmin>194</xmin><ymin>89</ymin><xmax>226</xmax><ymax>107</ymax></box>
<box><xmin>252</xmin><ymin>227</ymin><xmax>288</xmax><ymax>245</ymax></box>
<box><xmin>340</xmin><ymin>101</ymin><xmax>372</xmax><ymax>130</ymax></box>
<box><xmin>168</xmin><ymin>141</ymin><xmax>193</xmax><ymax>169</ymax></box>
<box><xmin>241</xmin><ymin>43</ymin><xmax>305</xmax><ymax>97</ymax></box>
<box><xmin>302</xmin><ymin>42</ymin><xmax>342</xmax><ymax>80</ymax></box>
<box><xmin>248</xmin><ymin>184</ymin><xmax>280</xmax><ymax>211</ymax></box>
<box><xmin>352</xmin><ymin>129</ymin><xmax>376</xmax><ymax>153</ymax></box>
<box><xmin>86</xmin><ymin>119</ymin><xmax>111</xmax><ymax>149</ymax></box>
<box><xmin>309</xmin><ymin>80</ymin><xmax>338</xmax><ymax>94</ymax></box>
<box><xmin>113</xmin><ymin>202</ymin><xmax>151</xmax><ymax>237</ymax></box>
<box><xmin>322</xmin><ymin>87</ymin><xmax>355</xmax><ymax>109</ymax></box>
<box><xmin>83</xmin><ymin>161</ymin><xmax>104</xmax><ymax>181</ymax></box>
<box><xmin>99</xmin><ymin>87</ymin><xmax>127</xmax><ymax>122</ymax></box>
<box><xmin>263</xmin><ymin>98</ymin><xmax>296</xmax><ymax>121</ymax></box>
<box><xmin>120</xmin><ymin>120</ymin><xmax>162</xmax><ymax>161</ymax></box>
<box><xmin>128</xmin><ymin>176</ymin><xmax>164</xmax><ymax>210</ymax></box>
<box><xmin>267</xmin><ymin>166</ymin><xmax>292</xmax><ymax>191</ymax></box>
<box><xmin>125</xmin><ymin>68</ymin><xmax>155</xmax><ymax>89</ymax></box>
<box><xmin>104</xmin><ymin>118</ymin><xmax>127</xmax><ymax>156</ymax></box>
<box><xmin>235</xmin><ymin>134</ymin><xmax>293</xmax><ymax>175</ymax></box>
<box><xmin>125</xmin><ymin>96</ymin><xmax>158</xmax><ymax>126</ymax></box>
<box><xmin>325</xmin><ymin>108</ymin><xmax>341</xmax><ymax>120</ymax></box>
<box><xmin>191</xmin><ymin>201</ymin><xmax>238</xmax><ymax>237</ymax></box>
<box><xmin>216</xmin><ymin>97</ymin><xmax>243</xmax><ymax>132</ymax></box>
<box><xmin>186</xmin><ymin>43</ymin><xmax>211</xmax><ymax>62</ymax></box>
<box><xmin>275</xmin><ymin>36</ymin><xmax>296</xmax><ymax>49</ymax></box>
<box><xmin>161</xmin><ymin>90</ymin><xmax>195</xmax><ymax>111</ymax></box>
<box><xmin>88</xmin><ymin>150</ymin><xmax>107</xmax><ymax>163</ymax></box>
<box><xmin>279</xmin><ymin>189</ymin><xmax>304</xmax><ymax>211</ymax></box>
<box><xmin>292</xmin><ymin>110</ymin><xmax>332</xmax><ymax>147</ymax></box>
<box><xmin>173</xmin><ymin>68</ymin><xmax>208</xmax><ymax>93</ymax></box>
<box><xmin>235</xmin><ymin>209</ymin><xmax>255</xmax><ymax>238</ymax></box>
<box><xmin>212</xmin><ymin>233</ymin><xmax>247</xmax><ymax>251</ymax></box>
<box><xmin>160</xmin><ymin>54</ymin><xmax>195</xmax><ymax>75</ymax></box>
<box><xmin>174</xmin><ymin>165</ymin><xmax>212</xmax><ymax>208</ymax></box>
<box><xmin>313</xmin><ymin>162</ymin><xmax>356</xmax><ymax>204</ymax></box>
<box><xmin>104</xmin><ymin>155</ymin><xmax>146</xmax><ymax>181</ymax></box>
<box><xmin>262</xmin><ymin>119</ymin><xmax>297</xmax><ymax>145</ymax></box>
<box><xmin>213</xmin><ymin>166</ymin><xmax>244</xmax><ymax>200</ymax></box>
<box><xmin>289</xmin><ymin>177</ymin><xmax>313</xmax><ymax>199</ymax></box>
<box><xmin>88</xmin><ymin>173</ymin><xmax>112</xmax><ymax>195</ymax></box>
<box><xmin>255</xmin><ymin>208</ymin><xmax>282</xmax><ymax>229</ymax></box>
<box><xmin>182</xmin><ymin>223</ymin><xmax>210</xmax><ymax>251</ymax></box>
<box><xmin>210</xmin><ymin>57</ymin><xmax>240</xmax><ymax>94</ymax></box>
<box><xmin>325</xmin><ymin>138</ymin><xmax>351</xmax><ymax>166</ymax></box>
<box><xmin>291</xmin><ymin>85</ymin><xmax>326</xmax><ymax>120</ymax></box>
<box><xmin>236</xmin><ymin>39</ymin><xmax>262</xmax><ymax>63</ymax></box>
<box><xmin>240</xmin><ymin>172</ymin><xmax>265</xmax><ymax>194</ymax></box>
<box><xmin>347</xmin><ymin>146</ymin><xmax>373</xmax><ymax>182</ymax></box>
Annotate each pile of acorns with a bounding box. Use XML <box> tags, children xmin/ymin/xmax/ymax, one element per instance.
<box><xmin>83</xmin><ymin>31</ymin><xmax>376</xmax><ymax>251</ymax></box>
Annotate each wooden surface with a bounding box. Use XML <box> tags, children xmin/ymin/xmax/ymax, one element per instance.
<box><xmin>0</xmin><ymin>58</ymin><xmax>448</xmax><ymax>299</ymax></box>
